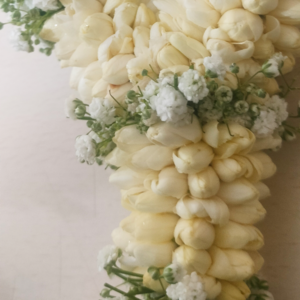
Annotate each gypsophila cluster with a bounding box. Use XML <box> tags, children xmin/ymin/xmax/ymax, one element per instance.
<box><xmin>203</xmin><ymin>54</ymin><xmax>227</xmax><ymax>81</ymax></box>
<box><xmin>166</xmin><ymin>272</ymin><xmax>207</xmax><ymax>300</ymax></box>
<box><xmin>75</xmin><ymin>135</ymin><xmax>97</xmax><ymax>165</ymax></box>
<box><xmin>163</xmin><ymin>263</ymin><xmax>187</xmax><ymax>284</ymax></box>
<box><xmin>89</xmin><ymin>98</ymin><xmax>116</xmax><ymax>125</ymax></box>
<box><xmin>98</xmin><ymin>245</ymin><xmax>122</xmax><ymax>272</ymax></box>
<box><xmin>262</xmin><ymin>53</ymin><xmax>287</xmax><ymax>78</ymax></box>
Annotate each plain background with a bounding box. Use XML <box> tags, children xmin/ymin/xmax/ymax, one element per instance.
<box><xmin>1</xmin><ymin>12</ymin><xmax>300</xmax><ymax>300</ymax></box>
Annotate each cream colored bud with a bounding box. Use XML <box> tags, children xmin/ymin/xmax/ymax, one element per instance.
<box><xmin>157</xmin><ymin>44</ymin><xmax>190</xmax><ymax>69</ymax></box>
<box><xmin>39</xmin><ymin>17</ymin><xmax>62</xmax><ymax>43</ymax></box>
<box><xmin>159</xmin><ymin>65</ymin><xmax>190</xmax><ymax>78</ymax></box>
<box><xmin>121</xmin><ymin>212</ymin><xmax>179</xmax><ymax>243</ymax></box>
<box><xmin>250</xmin><ymin>152</ymin><xmax>277</xmax><ymax>180</ymax></box>
<box><xmin>126</xmin><ymin>241</ymin><xmax>176</xmax><ymax>267</ymax></box>
<box><xmin>201</xmin><ymin>275</ymin><xmax>222</xmax><ymax>300</ymax></box>
<box><xmin>206</xmin><ymin>39</ymin><xmax>255</xmax><ymax>64</ymax></box>
<box><xmin>70</xmin><ymin>67</ymin><xmax>85</xmax><ymax>90</ymax></box>
<box><xmin>175</xmin><ymin>218</ymin><xmax>215</xmax><ymax>250</ymax></box>
<box><xmin>143</xmin><ymin>272</ymin><xmax>169</xmax><ymax>293</ymax></box>
<box><xmin>69</xmin><ymin>41</ymin><xmax>98</xmax><ymax>67</ymax></box>
<box><xmin>229</xmin><ymin>200</ymin><xmax>266</xmax><ymax>225</ymax></box>
<box><xmin>80</xmin><ymin>13</ymin><xmax>114</xmax><ymax>45</ymax></box>
<box><xmin>150</xmin><ymin>22</ymin><xmax>168</xmax><ymax>39</ymax></box>
<box><xmin>184</xmin><ymin>0</ymin><xmax>221</xmax><ymax>28</ymax></box>
<box><xmin>218</xmin><ymin>9</ymin><xmax>264</xmax><ymax>42</ymax></box>
<box><xmin>247</xmin><ymin>251</ymin><xmax>264</xmax><ymax>273</ymax></box>
<box><xmin>269</xmin><ymin>0</ymin><xmax>300</xmax><ymax>25</ymax></box>
<box><xmin>92</xmin><ymin>79</ymin><xmax>110</xmax><ymax>98</ymax></box>
<box><xmin>173</xmin><ymin>142</ymin><xmax>214</xmax><ymax>174</ymax></box>
<box><xmin>158</xmin><ymin>12</ymin><xmax>180</xmax><ymax>32</ymax></box>
<box><xmin>212</xmin><ymin>158</ymin><xmax>244</xmax><ymax>183</ymax></box>
<box><xmin>173</xmin><ymin>245</ymin><xmax>212</xmax><ymax>275</ymax></box>
<box><xmin>133</xmin><ymin>26</ymin><xmax>150</xmax><ymax>56</ymax></box>
<box><xmin>281</xmin><ymin>52</ymin><xmax>296</xmax><ymax>75</ymax></box>
<box><xmin>188</xmin><ymin>167</ymin><xmax>220</xmax><ymax>199</ymax></box>
<box><xmin>127</xmin><ymin>50</ymin><xmax>158</xmax><ymax>84</ymax></box>
<box><xmin>78</xmin><ymin>60</ymin><xmax>103</xmax><ymax>103</ymax></box>
<box><xmin>113</xmin><ymin>125</ymin><xmax>152</xmax><ymax>153</ymax></box>
<box><xmin>124</xmin><ymin>188</ymin><xmax>178</xmax><ymax>213</ymax></box>
<box><xmin>102</xmin><ymin>54</ymin><xmax>135</xmax><ymax>85</ymax></box>
<box><xmin>173</xmin><ymin>17</ymin><xmax>206</xmax><ymax>42</ymax></box>
<box><xmin>112</xmin><ymin>227</ymin><xmax>135</xmax><ymax>250</ymax></box>
<box><xmin>106</xmin><ymin>82</ymin><xmax>133</xmax><ymax>114</ymax></box>
<box><xmin>253</xmin><ymin>182</ymin><xmax>271</xmax><ymax>201</ymax></box>
<box><xmin>275</xmin><ymin>24</ymin><xmax>300</xmax><ymax>56</ymax></box>
<box><xmin>253</xmin><ymin>38</ymin><xmax>275</xmax><ymax>60</ymax></box>
<box><xmin>131</xmin><ymin>145</ymin><xmax>173</xmax><ymax>171</ymax></box>
<box><xmin>242</xmin><ymin>0</ymin><xmax>278</xmax><ymax>14</ymax></box>
<box><xmin>214</xmin><ymin>221</ymin><xmax>264</xmax><ymax>251</ymax></box>
<box><xmin>209</xmin><ymin>0</ymin><xmax>242</xmax><ymax>14</ymax></box>
<box><xmin>169</xmin><ymin>33</ymin><xmax>210</xmax><ymax>60</ymax></box>
<box><xmin>216</xmin><ymin>281</ymin><xmax>251</xmax><ymax>300</ymax></box>
<box><xmin>146</xmin><ymin>119</ymin><xmax>202</xmax><ymax>149</ymax></box>
<box><xmin>203</xmin><ymin>121</ymin><xmax>256</xmax><ymax>159</ymax></box>
<box><xmin>175</xmin><ymin>195</ymin><xmax>230</xmax><ymax>226</ymax></box>
<box><xmin>103</xmin><ymin>0</ymin><xmax>139</xmax><ymax>15</ymax></box>
<box><xmin>105</xmin><ymin>147</ymin><xmax>132</xmax><ymax>167</ymax></box>
<box><xmin>218</xmin><ymin>179</ymin><xmax>259</xmax><ymax>205</ymax></box>
<box><xmin>114</xmin><ymin>3</ymin><xmax>138</xmax><ymax>30</ymax></box>
<box><xmin>134</xmin><ymin>3</ymin><xmax>156</xmax><ymax>28</ymax></box>
<box><xmin>207</xmin><ymin>246</ymin><xmax>255</xmax><ymax>281</ymax></box>
<box><xmin>147</xmin><ymin>166</ymin><xmax>188</xmax><ymax>199</ymax></box>
<box><xmin>109</xmin><ymin>166</ymin><xmax>155</xmax><ymax>190</ymax></box>
<box><xmin>73</xmin><ymin>0</ymin><xmax>103</xmax><ymax>12</ymax></box>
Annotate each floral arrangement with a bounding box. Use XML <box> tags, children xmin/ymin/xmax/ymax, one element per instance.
<box><xmin>1</xmin><ymin>0</ymin><xmax>300</xmax><ymax>299</ymax></box>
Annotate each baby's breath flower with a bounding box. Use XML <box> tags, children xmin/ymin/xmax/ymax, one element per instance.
<box><xmin>9</xmin><ymin>27</ymin><xmax>31</xmax><ymax>52</ymax></box>
<box><xmin>262</xmin><ymin>52</ymin><xmax>287</xmax><ymax>78</ymax></box>
<box><xmin>178</xmin><ymin>69</ymin><xmax>209</xmax><ymax>103</ymax></box>
<box><xmin>163</xmin><ymin>263</ymin><xmax>187</xmax><ymax>284</ymax></box>
<box><xmin>203</xmin><ymin>54</ymin><xmax>227</xmax><ymax>81</ymax></box>
<box><xmin>98</xmin><ymin>245</ymin><xmax>121</xmax><ymax>272</ymax></box>
<box><xmin>89</xmin><ymin>97</ymin><xmax>116</xmax><ymax>125</ymax></box>
<box><xmin>251</xmin><ymin>109</ymin><xmax>278</xmax><ymax>138</ymax></box>
<box><xmin>166</xmin><ymin>272</ymin><xmax>206</xmax><ymax>300</ymax></box>
<box><xmin>75</xmin><ymin>135</ymin><xmax>97</xmax><ymax>165</ymax></box>
<box><xmin>24</xmin><ymin>0</ymin><xmax>60</xmax><ymax>11</ymax></box>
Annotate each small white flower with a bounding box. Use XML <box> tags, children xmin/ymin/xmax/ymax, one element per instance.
<box><xmin>24</xmin><ymin>0</ymin><xmax>59</xmax><ymax>11</ymax></box>
<box><xmin>152</xmin><ymin>86</ymin><xmax>192</xmax><ymax>126</ymax></box>
<box><xmin>9</xmin><ymin>28</ymin><xmax>31</xmax><ymax>52</ymax></box>
<box><xmin>203</xmin><ymin>54</ymin><xmax>227</xmax><ymax>81</ymax></box>
<box><xmin>97</xmin><ymin>245</ymin><xmax>120</xmax><ymax>272</ymax></box>
<box><xmin>178</xmin><ymin>69</ymin><xmax>209</xmax><ymax>103</ymax></box>
<box><xmin>262</xmin><ymin>52</ymin><xmax>287</xmax><ymax>78</ymax></box>
<box><xmin>75</xmin><ymin>135</ymin><xmax>96</xmax><ymax>165</ymax></box>
<box><xmin>265</xmin><ymin>95</ymin><xmax>288</xmax><ymax>124</ymax></box>
<box><xmin>143</xmin><ymin>80</ymin><xmax>160</xmax><ymax>99</ymax></box>
<box><xmin>89</xmin><ymin>98</ymin><xmax>116</xmax><ymax>125</ymax></box>
<box><xmin>65</xmin><ymin>96</ymin><xmax>78</xmax><ymax>120</ymax></box>
<box><xmin>251</xmin><ymin>109</ymin><xmax>278</xmax><ymax>138</ymax></box>
<box><xmin>166</xmin><ymin>272</ymin><xmax>207</xmax><ymax>300</ymax></box>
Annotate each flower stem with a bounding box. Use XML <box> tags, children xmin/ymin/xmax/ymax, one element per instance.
<box><xmin>111</xmin><ymin>267</ymin><xmax>144</xmax><ymax>278</ymax></box>
<box><xmin>104</xmin><ymin>283</ymin><xmax>140</xmax><ymax>300</ymax></box>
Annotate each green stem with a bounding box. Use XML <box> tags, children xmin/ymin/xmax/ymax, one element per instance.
<box><xmin>158</xmin><ymin>278</ymin><xmax>166</xmax><ymax>292</ymax></box>
<box><xmin>244</xmin><ymin>70</ymin><xmax>262</xmax><ymax>85</ymax></box>
<box><xmin>109</xmin><ymin>90</ymin><xmax>126</xmax><ymax>110</ymax></box>
<box><xmin>112</xmin><ymin>267</ymin><xmax>144</xmax><ymax>278</ymax></box>
<box><xmin>104</xmin><ymin>284</ymin><xmax>140</xmax><ymax>300</ymax></box>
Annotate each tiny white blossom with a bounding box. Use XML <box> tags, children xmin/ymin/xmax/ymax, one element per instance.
<box><xmin>98</xmin><ymin>245</ymin><xmax>120</xmax><ymax>272</ymax></box>
<box><xmin>75</xmin><ymin>135</ymin><xmax>96</xmax><ymax>165</ymax></box>
<box><xmin>24</xmin><ymin>0</ymin><xmax>59</xmax><ymax>11</ymax></box>
<box><xmin>9</xmin><ymin>28</ymin><xmax>31</xmax><ymax>52</ymax></box>
<box><xmin>251</xmin><ymin>110</ymin><xmax>278</xmax><ymax>138</ymax></box>
<box><xmin>262</xmin><ymin>53</ymin><xmax>287</xmax><ymax>78</ymax></box>
<box><xmin>166</xmin><ymin>272</ymin><xmax>207</xmax><ymax>300</ymax></box>
<box><xmin>265</xmin><ymin>95</ymin><xmax>288</xmax><ymax>124</ymax></box>
<box><xmin>178</xmin><ymin>69</ymin><xmax>209</xmax><ymax>103</ymax></box>
<box><xmin>152</xmin><ymin>86</ymin><xmax>192</xmax><ymax>126</ymax></box>
<box><xmin>89</xmin><ymin>98</ymin><xmax>116</xmax><ymax>125</ymax></box>
<box><xmin>203</xmin><ymin>54</ymin><xmax>227</xmax><ymax>81</ymax></box>
<box><xmin>143</xmin><ymin>80</ymin><xmax>160</xmax><ymax>98</ymax></box>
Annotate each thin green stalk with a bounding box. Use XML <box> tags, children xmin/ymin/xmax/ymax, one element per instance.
<box><xmin>109</xmin><ymin>90</ymin><xmax>127</xmax><ymax>110</ymax></box>
<box><xmin>112</xmin><ymin>267</ymin><xmax>144</xmax><ymax>278</ymax></box>
<box><xmin>104</xmin><ymin>283</ymin><xmax>140</xmax><ymax>300</ymax></box>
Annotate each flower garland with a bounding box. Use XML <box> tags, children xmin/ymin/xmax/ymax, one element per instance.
<box><xmin>1</xmin><ymin>0</ymin><xmax>300</xmax><ymax>299</ymax></box>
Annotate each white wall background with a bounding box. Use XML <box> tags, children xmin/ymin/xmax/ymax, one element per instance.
<box><xmin>0</xmin><ymin>13</ymin><xmax>300</xmax><ymax>300</ymax></box>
